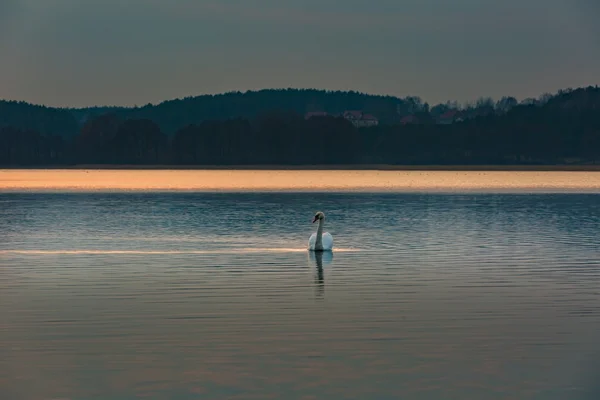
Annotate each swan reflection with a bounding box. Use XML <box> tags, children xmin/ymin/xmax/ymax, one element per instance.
<box><xmin>308</xmin><ymin>251</ymin><xmax>333</xmax><ymax>298</ymax></box>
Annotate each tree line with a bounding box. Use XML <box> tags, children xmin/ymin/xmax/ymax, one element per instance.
<box><xmin>1</xmin><ymin>86</ymin><xmax>599</xmax><ymax>166</ymax></box>
<box><xmin>2</xmin><ymin>87</ymin><xmax>580</xmax><ymax>137</ymax></box>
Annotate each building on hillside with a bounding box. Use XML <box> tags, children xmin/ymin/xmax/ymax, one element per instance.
<box><xmin>343</xmin><ymin>110</ymin><xmax>379</xmax><ymax>128</ymax></box>
<box><xmin>361</xmin><ymin>114</ymin><xmax>379</xmax><ymax>127</ymax></box>
<box><xmin>436</xmin><ymin>110</ymin><xmax>463</xmax><ymax>124</ymax></box>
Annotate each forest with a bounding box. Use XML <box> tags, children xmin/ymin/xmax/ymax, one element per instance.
<box><xmin>1</xmin><ymin>86</ymin><xmax>599</xmax><ymax>166</ymax></box>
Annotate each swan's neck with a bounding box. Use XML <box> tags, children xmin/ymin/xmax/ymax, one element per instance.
<box><xmin>315</xmin><ymin>218</ymin><xmax>324</xmax><ymax>249</ymax></box>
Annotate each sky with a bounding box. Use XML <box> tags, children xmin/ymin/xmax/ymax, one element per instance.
<box><xmin>0</xmin><ymin>0</ymin><xmax>598</xmax><ymax>107</ymax></box>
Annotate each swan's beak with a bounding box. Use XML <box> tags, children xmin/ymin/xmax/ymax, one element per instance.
<box><xmin>312</xmin><ymin>216</ymin><xmax>318</xmax><ymax>223</ymax></box>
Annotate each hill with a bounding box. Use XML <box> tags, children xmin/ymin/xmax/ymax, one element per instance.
<box><xmin>0</xmin><ymin>100</ymin><xmax>79</xmax><ymax>137</ymax></box>
<box><xmin>6</xmin><ymin>87</ymin><xmax>598</xmax><ymax>137</ymax></box>
<box><xmin>4</xmin><ymin>89</ymin><xmax>426</xmax><ymax>136</ymax></box>
<box><xmin>1</xmin><ymin>86</ymin><xmax>599</xmax><ymax>166</ymax></box>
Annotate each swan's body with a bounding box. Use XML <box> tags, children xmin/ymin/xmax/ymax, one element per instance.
<box><xmin>308</xmin><ymin>232</ymin><xmax>333</xmax><ymax>251</ymax></box>
<box><xmin>308</xmin><ymin>211</ymin><xmax>333</xmax><ymax>251</ymax></box>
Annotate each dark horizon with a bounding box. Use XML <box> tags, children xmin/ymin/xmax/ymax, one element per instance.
<box><xmin>2</xmin><ymin>84</ymin><xmax>599</xmax><ymax>111</ymax></box>
<box><xmin>2</xmin><ymin>86</ymin><xmax>600</xmax><ymax>167</ymax></box>
<box><xmin>2</xmin><ymin>84</ymin><xmax>598</xmax><ymax>111</ymax></box>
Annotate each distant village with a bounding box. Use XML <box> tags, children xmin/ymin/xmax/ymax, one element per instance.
<box><xmin>305</xmin><ymin>107</ymin><xmax>465</xmax><ymax>128</ymax></box>
<box><xmin>398</xmin><ymin>109</ymin><xmax>464</xmax><ymax>125</ymax></box>
<box><xmin>305</xmin><ymin>110</ymin><xmax>380</xmax><ymax>128</ymax></box>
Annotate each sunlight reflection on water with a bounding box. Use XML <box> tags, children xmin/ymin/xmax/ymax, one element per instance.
<box><xmin>1</xmin><ymin>169</ymin><xmax>600</xmax><ymax>192</ymax></box>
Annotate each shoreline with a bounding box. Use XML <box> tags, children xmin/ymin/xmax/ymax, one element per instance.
<box><xmin>2</xmin><ymin>164</ymin><xmax>600</xmax><ymax>171</ymax></box>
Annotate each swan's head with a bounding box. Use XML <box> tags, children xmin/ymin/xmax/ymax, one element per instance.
<box><xmin>312</xmin><ymin>211</ymin><xmax>325</xmax><ymax>223</ymax></box>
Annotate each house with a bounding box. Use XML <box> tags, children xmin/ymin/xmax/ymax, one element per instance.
<box><xmin>342</xmin><ymin>110</ymin><xmax>379</xmax><ymax>128</ymax></box>
<box><xmin>361</xmin><ymin>114</ymin><xmax>379</xmax><ymax>127</ymax></box>
<box><xmin>436</xmin><ymin>110</ymin><xmax>461</xmax><ymax>125</ymax></box>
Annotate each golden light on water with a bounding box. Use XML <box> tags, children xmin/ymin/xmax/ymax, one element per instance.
<box><xmin>1</xmin><ymin>169</ymin><xmax>599</xmax><ymax>192</ymax></box>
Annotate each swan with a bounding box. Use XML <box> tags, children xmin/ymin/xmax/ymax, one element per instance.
<box><xmin>308</xmin><ymin>211</ymin><xmax>333</xmax><ymax>251</ymax></box>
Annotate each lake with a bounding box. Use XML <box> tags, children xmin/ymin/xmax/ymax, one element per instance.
<box><xmin>1</xmin><ymin>170</ymin><xmax>600</xmax><ymax>399</ymax></box>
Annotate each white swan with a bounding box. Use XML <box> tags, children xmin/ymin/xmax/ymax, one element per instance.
<box><xmin>308</xmin><ymin>211</ymin><xmax>333</xmax><ymax>251</ymax></box>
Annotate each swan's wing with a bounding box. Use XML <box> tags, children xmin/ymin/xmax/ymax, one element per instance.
<box><xmin>322</xmin><ymin>232</ymin><xmax>333</xmax><ymax>250</ymax></box>
<box><xmin>308</xmin><ymin>233</ymin><xmax>317</xmax><ymax>250</ymax></box>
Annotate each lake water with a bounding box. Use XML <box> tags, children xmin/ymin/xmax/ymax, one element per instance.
<box><xmin>1</xmin><ymin>170</ymin><xmax>600</xmax><ymax>399</ymax></box>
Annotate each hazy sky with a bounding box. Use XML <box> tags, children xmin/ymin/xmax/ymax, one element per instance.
<box><xmin>1</xmin><ymin>0</ymin><xmax>598</xmax><ymax>107</ymax></box>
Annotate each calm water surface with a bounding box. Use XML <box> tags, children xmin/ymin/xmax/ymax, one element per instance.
<box><xmin>1</xmin><ymin>172</ymin><xmax>600</xmax><ymax>399</ymax></box>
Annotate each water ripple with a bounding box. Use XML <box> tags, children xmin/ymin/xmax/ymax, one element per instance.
<box><xmin>1</xmin><ymin>192</ymin><xmax>599</xmax><ymax>399</ymax></box>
